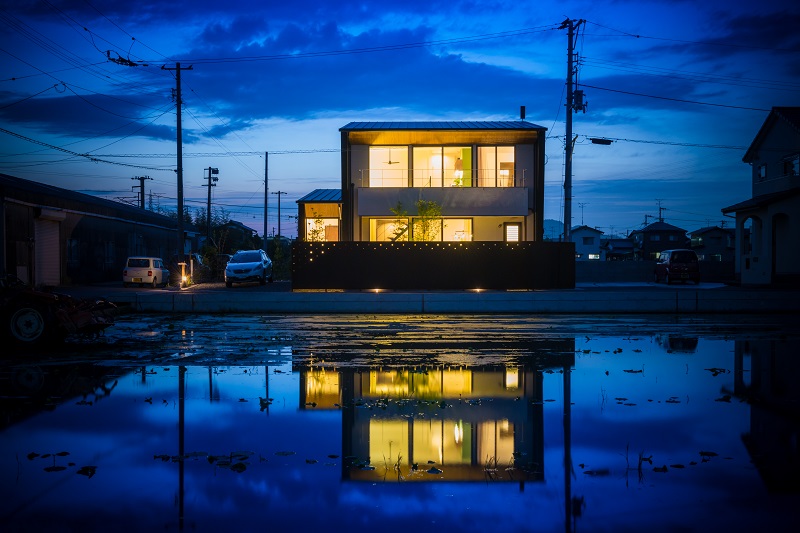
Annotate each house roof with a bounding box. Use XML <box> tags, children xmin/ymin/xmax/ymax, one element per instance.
<box><xmin>0</xmin><ymin>172</ymin><xmax>179</xmax><ymax>229</ymax></box>
<box><xmin>223</xmin><ymin>219</ymin><xmax>257</xmax><ymax>234</ymax></box>
<box><xmin>743</xmin><ymin>107</ymin><xmax>800</xmax><ymax>163</ymax></box>
<box><xmin>340</xmin><ymin>121</ymin><xmax>546</xmax><ymax>132</ymax></box>
<box><xmin>570</xmin><ymin>225</ymin><xmax>603</xmax><ymax>234</ymax></box>
<box><xmin>722</xmin><ymin>187</ymin><xmax>800</xmax><ymax>214</ymax></box>
<box><xmin>630</xmin><ymin>221</ymin><xmax>687</xmax><ymax>234</ymax></box>
<box><xmin>601</xmin><ymin>238</ymin><xmax>634</xmax><ymax>251</ymax></box>
<box><xmin>296</xmin><ymin>189</ymin><xmax>342</xmax><ymax>203</ymax></box>
<box><xmin>689</xmin><ymin>226</ymin><xmax>734</xmax><ymax>236</ymax></box>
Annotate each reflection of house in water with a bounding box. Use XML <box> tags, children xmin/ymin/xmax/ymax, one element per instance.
<box><xmin>299</xmin><ymin>340</ymin><xmax>574</xmax><ymax>484</ymax></box>
<box><xmin>735</xmin><ymin>339</ymin><xmax>800</xmax><ymax>493</ymax></box>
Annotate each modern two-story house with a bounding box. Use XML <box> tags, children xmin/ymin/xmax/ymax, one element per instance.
<box><xmin>292</xmin><ymin>120</ymin><xmax>574</xmax><ymax>290</ymax></box>
<box><xmin>722</xmin><ymin>107</ymin><xmax>800</xmax><ymax>286</ymax></box>
<box><xmin>338</xmin><ymin>121</ymin><xmax>546</xmax><ymax>242</ymax></box>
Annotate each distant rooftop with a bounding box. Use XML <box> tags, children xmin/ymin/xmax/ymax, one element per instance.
<box><xmin>340</xmin><ymin>121</ymin><xmax>546</xmax><ymax>131</ymax></box>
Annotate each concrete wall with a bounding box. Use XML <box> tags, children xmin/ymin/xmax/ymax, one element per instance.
<box><xmin>575</xmin><ymin>260</ymin><xmax>736</xmax><ymax>283</ymax></box>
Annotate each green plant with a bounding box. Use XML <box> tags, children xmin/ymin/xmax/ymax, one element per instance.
<box><xmin>412</xmin><ymin>199</ymin><xmax>442</xmax><ymax>241</ymax></box>
<box><xmin>308</xmin><ymin>209</ymin><xmax>326</xmax><ymax>242</ymax></box>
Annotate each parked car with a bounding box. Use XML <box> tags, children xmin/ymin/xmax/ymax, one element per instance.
<box><xmin>168</xmin><ymin>253</ymin><xmax>212</xmax><ymax>285</ymax></box>
<box><xmin>123</xmin><ymin>257</ymin><xmax>169</xmax><ymax>288</ymax></box>
<box><xmin>225</xmin><ymin>249</ymin><xmax>273</xmax><ymax>287</ymax></box>
<box><xmin>654</xmin><ymin>249</ymin><xmax>700</xmax><ymax>285</ymax></box>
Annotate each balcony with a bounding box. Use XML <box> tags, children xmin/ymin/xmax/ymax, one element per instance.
<box><xmin>356</xmin><ymin>187</ymin><xmax>530</xmax><ymax>217</ymax></box>
<box><xmin>360</xmin><ymin>168</ymin><xmax>528</xmax><ymax>188</ymax></box>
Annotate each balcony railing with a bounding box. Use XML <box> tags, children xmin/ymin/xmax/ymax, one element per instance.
<box><xmin>361</xmin><ymin>168</ymin><xmax>526</xmax><ymax>188</ymax></box>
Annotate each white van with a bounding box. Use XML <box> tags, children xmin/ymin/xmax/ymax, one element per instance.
<box><xmin>123</xmin><ymin>257</ymin><xmax>170</xmax><ymax>287</ymax></box>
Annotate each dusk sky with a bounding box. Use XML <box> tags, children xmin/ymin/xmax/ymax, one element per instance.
<box><xmin>1</xmin><ymin>0</ymin><xmax>798</xmax><ymax>238</ymax></box>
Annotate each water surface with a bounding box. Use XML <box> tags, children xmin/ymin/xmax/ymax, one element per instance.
<box><xmin>2</xmin><ymin>314</ymin><xmax>798</xmax><ymax>532</ymax></box>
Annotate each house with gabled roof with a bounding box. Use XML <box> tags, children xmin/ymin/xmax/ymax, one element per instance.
<box><xmin>689</xmin><ymin>226</ymin><xmax>736</xmax><ymax>262</ymax></box>
<box><xmin>570</xmin><ymin>225</ymin><xmax>603</xmax><ymax>261</ymax></box>
<box><xmin>628</xmin><ymin>221</ymin><xmax>689</xmax><ymax>260</ymax></box>
<box><xmin>722</xmin><ymin>107</ymin><xmax>800</xmax><ymax>286</ymax></box>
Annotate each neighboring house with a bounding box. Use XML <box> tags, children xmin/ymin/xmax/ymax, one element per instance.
<box><xmin>689</xmin><ymin>226</ymin><xmax>736</xmax><ymax>262</ymax></box>
<box><xmin>629</xmin><ymin>221</ymin><xmax>689</xmax><ymax>260</ymax></box>
<box><xmin>600</xmin><ymin>238</ymin><xmax>635</xmax><ymax>261</ymax></box>
<box><xmin>338</xmin><ymin>121</ymin><xmax>547</xmax><ymax>242</ymax></box>
<box><xmin>571</xmin><ymin>225</ymin><xmax>603</xmax><ymax>260</ymax></box>
<box><xmin>0</xmin><ymin>173</ymin><xmax>181</xmax><ymax>285</ymax></box>
<box><xmin>220</xmin><ymin>219</ymin><xmax>259</xmax><ymax>252</ymax></box>
<box><xmin>722</xmin><ymin>106</ymin><xmax>800</xmax><ymax>286</ymax></box>
<box><xmin>296</xmin><ymin>189</ymin><xmax>342</xmax><ymax>242</ymax></box>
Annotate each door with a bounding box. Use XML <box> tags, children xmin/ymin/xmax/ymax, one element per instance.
<box><xmin>34</xmin><ymin>219</ymin><xmax>61</xmax><ymax>286</ymax></box>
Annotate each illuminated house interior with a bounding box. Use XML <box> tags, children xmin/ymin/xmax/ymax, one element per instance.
<box><xmin>339</xmin><ymin>122</ymin><xmax>547</xmax><ymax>243</ymax></box>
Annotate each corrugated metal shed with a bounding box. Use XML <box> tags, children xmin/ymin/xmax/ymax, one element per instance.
<box><xmin>340</xmin><ymin>121</ymin><xmax>546</xmax><ymax>131</ymax></box>
<box><xmin>296</xmin><ymin>189</ymin><xmax>342</xmax><ymax>203</ymax></box>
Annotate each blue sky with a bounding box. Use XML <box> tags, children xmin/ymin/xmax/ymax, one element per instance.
<box><xmin>1</xmin><ymin>0</ymin><xmax>798</xmax><ymax>238</ymax></box>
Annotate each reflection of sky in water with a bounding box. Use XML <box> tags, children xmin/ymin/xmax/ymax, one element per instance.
<box><xmin>1</xmin><ymin>322</ymin><xmax>798</xmax><ymax>532</ymax></box>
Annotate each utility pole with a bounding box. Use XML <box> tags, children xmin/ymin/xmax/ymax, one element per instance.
<box><xmin>203</xmin><ymin>167</ymin><xmax>219</xmax><ymax>247</ymax></box>
<box><xmin>131</xmin><ymin>176</ymin><xmax>151</xmax><ymax>209</ymax></box>
<box><xmin>264</xmin><ymin>152</ymin><xmax>280</xmax><ymax>243</ymax></box>
<box><xmin>271</xmin><ymin>191</ymin><xmax>287</xmax><ymax>238</ymax></box>
<box><xmin>559</xmin><ymin>18</ymin><xmax>586</xmax><ymax>243</ymax></box>
<box><xmin>578</xmin><ymin>202</ymin><xmax>587</xmax><ymax>226</ymax></box>
<box><xmin>655</xmin><ymin>199</ymin><xmax>664</xmax><ymax>222</ymax></box>
<box><xmin>162</xmin><ymin>62</ymin><xmax>193</xmax><ymax>256</ymax></box>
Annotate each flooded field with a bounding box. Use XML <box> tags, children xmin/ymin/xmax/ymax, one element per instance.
<box><xmin>2</xmin><ymin>314</ymin><xmax>799</xmax><ymax>532</ymax></box>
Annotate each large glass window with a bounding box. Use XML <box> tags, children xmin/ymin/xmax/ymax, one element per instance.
<box><xmin>443</xmin><ymin>219</ymin><xmax>473</xmax><ymax>241</ymax></box>
<box><xmin>413</xmin><ymin>147</ymin><xmax>472</xmax><ymax>187</ymax></box>
<box><xmin>478</xmin><ymin>146</ymin><xmax>514</xmax><ymax>187</ymax></box>
<box><xmin>369</xmin><ymin>146</ymin><xmax>408</xmax><ymax>187</ymax></box>
<box><xmin>305</xmin><ymin>218</ymin><xmax>339</xmax><ymax>241</ymax></box>
<box><xmin>370</xmin><ymin>218</ymin><xmax>409</xmax><ymax>241</ymax></box>
<box><xmin>370</xmin><ymin>218</ymin><xmax>472</xmax><ymax>242</ymax></box>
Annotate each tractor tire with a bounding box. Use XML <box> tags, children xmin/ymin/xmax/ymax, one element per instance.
<box><xmin>7</xmin><ymin>302</ymin><xmax>56</xmax><ymax>347</ymax></box>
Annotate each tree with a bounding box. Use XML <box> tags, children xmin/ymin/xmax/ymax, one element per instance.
<box><xmin>308</xmin><ymin>209</ymin><xmax>326</xmax><ymax>242</ymax></box>
<box><xmin>413</xmin><ymin>199</ymin><xmax>442</xmax><ymax>241</ymax></box>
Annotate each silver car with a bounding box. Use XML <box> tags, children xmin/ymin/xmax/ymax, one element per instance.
<box><xmin>224</xmin><ymin>249</ymin><xmax>273</xmax><ymax>287</ymax></box>
<box><xmin>123</xmin><ymin>257</ymin><xmax>169</xmax><ymax>288</ymax></box>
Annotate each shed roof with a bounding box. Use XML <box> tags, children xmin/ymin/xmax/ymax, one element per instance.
<box><xmin>340</xmin><ymin>121</ymin><xmax>546</xmax><ymax>132</ymax></box>
<box><xmin>296</xmin><ymin>189</ymin><xmax>342</xmax><ymax>203</ymax></box>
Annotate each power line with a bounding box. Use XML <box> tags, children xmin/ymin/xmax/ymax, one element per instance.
<box><xmin>90</xmin><ymin>149</ymin><xmax>340</xmax><ymax>158</ymax></box>
<box><xmin>580</xmin><ymin>83</ymin><xmax>770</xmax><ymax>112</ymax></box>
<box><xmin>0</xmin><ymin>127</ymin><xmax>173</xmax><ymax>172</ymax></box>
<box><xmin>584</xmin><ymin>19</ymin><xmax>798</xmax><ymax>53</ymax></box>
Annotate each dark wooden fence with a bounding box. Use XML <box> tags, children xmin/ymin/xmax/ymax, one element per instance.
<box><xmin>292</xmin><ymin>241</ymin><xmax>575</xmax><ymax>290</ymax></box>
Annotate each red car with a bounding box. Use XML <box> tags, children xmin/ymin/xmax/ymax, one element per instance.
<box><xmin>654</xmin><ymin>249</ymin><xmax>700</xmax><ymax>285</ymax></box>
